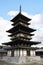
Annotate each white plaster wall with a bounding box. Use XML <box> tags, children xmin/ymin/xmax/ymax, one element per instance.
<box><xmin>30</xmin><ymin>50</ymin><xmax>35</xmax><ymax>56</ymax></box>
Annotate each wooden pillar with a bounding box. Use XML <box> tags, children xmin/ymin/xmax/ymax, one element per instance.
<box><xmin>15</xmin><ymin>49</ymin><xmax>18</xmax><ymax>56</ymax></box>
<box><xmin>19</xmin><ymin>49</ymin><xmax>20</xmax><ymax>56</ymax></box>
<box><xmin>27</xmin><ymin>49</ymin><xmax>30</xmax><ymax>56</ymax></box>
<box><xmin>22</xmin><ymin>49</ymin><xmax>23</xmax><ymax>56</ymax></box>
<box><xmin>11</xmin><ymin>50</ymin><xmax>14</xmax><ymax>57</ymax></box>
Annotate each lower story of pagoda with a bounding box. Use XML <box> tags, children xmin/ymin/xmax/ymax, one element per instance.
<box><xmin>2</xmin><ymin>40</ymin><xmax>40</xmax><ymax>57</ymax></box>
<box><xmin>7</xmin><ymin>48</ymin><xmax>36</xmax><ymax>57</ymax></box>
<box><xmin>7</xmin><ymin>49</ymin><xmax>31</xmax><ymax>57</ymax></box>
<box><xmin>8</xmin><ymin>49</ymin><xmax>30</xmax><ymax>57</ymax></box>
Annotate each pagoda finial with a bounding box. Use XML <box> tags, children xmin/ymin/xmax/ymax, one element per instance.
<box><xmin>20</xmin><ymin>5</ymin><xmax>21</xmax><ymax>13</ymax></box>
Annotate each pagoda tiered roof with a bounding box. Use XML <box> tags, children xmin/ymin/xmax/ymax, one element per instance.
<box><xmin>7</xmin><ymin>23</ymin><xmax>36</xmax><ymax>33</ymax></box>
<box><xmin>12</xmin><ymin>19</ymin><xmax>30</xmax><ymax>26</ymax></box>
<box><xmin>2</xmin><ymin>9</ymin><xmax>41</xmax><ymax>47</ymax></box>
<box><xmin>11</xmin><ymin>13</ymin><xmax>31</xmax><ymax>22</ymax></box>
<box><xmin>2</xmin><ymin>40</ymin><xmax>40</xmax><ymax>46</ymax></box>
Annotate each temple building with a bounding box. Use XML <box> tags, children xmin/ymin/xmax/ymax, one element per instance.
<box><xmin>0</xmin><ymin>49</ymin><xmax>7</xmax><ymax>57</ymax></box>
<box><xmin>2</xmin><ymin>7</ymin><xmax>41</xmax><ymax>57</ymax></box>
<box><xmin>35</xmin><ymin>49</ymin><xmax>43</xmax><ymax>58</ymax></box>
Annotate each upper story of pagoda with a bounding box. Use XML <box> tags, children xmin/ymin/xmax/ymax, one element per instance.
<box><xmin>7</xmin><ymin>11</ymin><xmax>36</xmax><ymax>33</ymax></box>
<box><xmin>6</xmin><ymin>6</ymin><xmax>36</xmax><ymax>41</ymax></box>
<box><xmin>10</xmin><ymin>6</ymin><xmax>31</xmax><ymax>27</ymax></box>
<box><xmin>11</xmin><ymin>6</ymin><xmax>31</xmax><ymax>25</ymax></box>
<box><xmin>11</xmin><ymin>11</ymin><xmax>31</xmax><ymax>22</ymax></box>
<box><xmin>2</xmin><ymin>6</ymin><xmax>41</xmax><ymax>46</ymax></box>
<box><xmin>6</xmin><ymin>11</ymin><xmax>36</xmax><ymax>42</ymax></box>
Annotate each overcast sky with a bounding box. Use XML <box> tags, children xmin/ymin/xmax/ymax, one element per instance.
<box><xmin>0</xmin><ymin>0</ymin><xmax>43</xmax><ymax>47</ymax></box>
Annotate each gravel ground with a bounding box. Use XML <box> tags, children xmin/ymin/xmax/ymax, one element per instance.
<box><xmin>0</xmin><ymin>60</ymin><xmax>15</xmax><ymax>65</ymax></box>
<box><xmin>0</xmin><ymin>60</ymin><xmax>43</xmax><ymax>65</ymax></box>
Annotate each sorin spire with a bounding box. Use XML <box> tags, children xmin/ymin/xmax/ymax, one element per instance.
<box><xmin>20</xmin><ymin>5</ymin><xmax>21</xmax><ymax>13</ymax></box>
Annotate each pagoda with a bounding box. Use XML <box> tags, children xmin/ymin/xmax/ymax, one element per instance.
<box><xmin>2</xmin><ymin>6</ymin><xmax>40</xmax><ymax>57</ymax></box>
